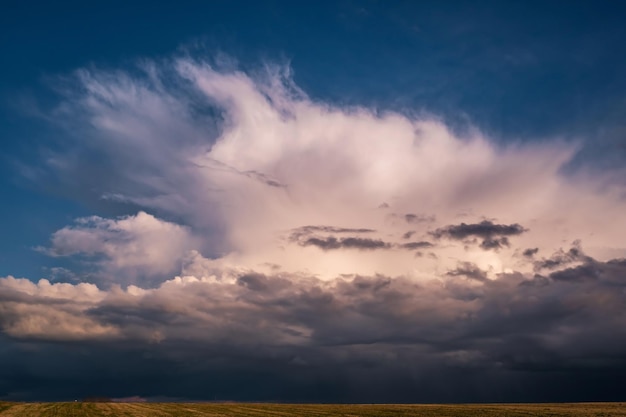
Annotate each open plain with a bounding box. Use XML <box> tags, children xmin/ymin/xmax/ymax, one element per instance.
<box><xmin>0</xmin><ymin>402</ymin><xmax>624</xmax><ymax>417</ymax></box>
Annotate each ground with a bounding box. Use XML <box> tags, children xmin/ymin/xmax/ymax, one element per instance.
<box><xmin>0</xmin><ymin>402</ymin><xmax>624</xmax><ymax>416</ymax></box>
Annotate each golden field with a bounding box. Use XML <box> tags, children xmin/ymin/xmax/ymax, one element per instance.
<box><xmin>0</xmin><ymin>402</ymin><xmax>625</xmax><ymax>416</ymax></box>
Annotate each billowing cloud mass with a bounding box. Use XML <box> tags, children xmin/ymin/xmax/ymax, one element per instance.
<box><xmin>43</xmin><ymin>212</ymin><xmax>199</xmax><ymax>283</ymax></box>
<box><xmin>1</xmin><ymin>57</ymin><xmax>626</xmax><ymax>402</ymax></box>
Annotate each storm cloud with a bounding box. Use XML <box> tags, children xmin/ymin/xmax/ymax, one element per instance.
<box><xmin>2</xmin><ymin>251</ymin><xmax>626</xmax><ymax>401</ymax></box>
<box><xmin>2</xmin><ymin>56</ymin><xmax>626</xmax><ymax>402</ymax></box>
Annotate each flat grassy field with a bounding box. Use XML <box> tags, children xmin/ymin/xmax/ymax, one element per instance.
<box><xmin>0</xmin><ymin>402</ymin><xmax>624</xmax><ymax>416</ymax></box>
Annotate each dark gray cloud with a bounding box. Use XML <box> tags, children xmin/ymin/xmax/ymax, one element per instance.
<box><xmin>2</xmin><ymin>254</ymin><xmax>626</xmax><ymax>402</ymax></box>
<box><xmin>430</xmin><ymin>220</ymin><xmax>526</xmax><ymax>250</ymax></box>
<box><xmin>431</xmin><ymin>220</ymin><xmax>526</xmax><ymax>240</ymax></box>
<box><xmin>291</xmin><ymin>226</ymin><xmax>432</xmax><ymax>251</ymax></box>
<box><xmin>289</xmin><ymin>225</ymin><xmax>388</xmax><ymax>251</ymax></box>
<box><xmin>404</xmin><ymin>213</ymin><xmax>436</xmax><ymax>224</ymax></box>
<box><xmin>402</xmin><ymin>231</ymin><xmax>415</xmax><ymax>239</ymax></box>
<box><xmin>300</xmin><ymin>236</ymin><xmax>392</xmax><ymax>251</ymax></box>
<box><xmin>523</xmin><ymin>247</ymin><xmax>539</xmax><ymax>257</ymax></box>
<box><xmin>534</xmin><ymin>242</ymin><xmax>593</xmax><ymax>271</ymax></box>
<box><xmin>399</xmin><ymin>241</ymin><xmax>434</xmax><ymax>250</ymax></box>
<box><xmin>549</xmin><ymin>257</ymin><xmax>626</xmax><ymax>283</ymax></box>
<box><xmin>446</xmin><ymin>262</ymin><xmax>488</xmax><ymax>281</ymax></box>
<box><xmin>480</xmin><ymin>236</ymin><xmax>510</xmax><ymax>250</ymax></box>
<box><xmin>290</xmin><ymin>225</ymin><xmax>376</xmax><ymax>238</ymax></box>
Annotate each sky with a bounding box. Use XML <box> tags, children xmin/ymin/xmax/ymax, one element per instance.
<box><xmin>1</xmin><ymin>0</ymin><xmax>626</xmax><ymax>403</ymax></box>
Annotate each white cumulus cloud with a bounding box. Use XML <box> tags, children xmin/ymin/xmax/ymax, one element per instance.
<box><xmin>45</xmin><ymin>211</ymin><xmax>200</xmax><ymax>283</ymax></box>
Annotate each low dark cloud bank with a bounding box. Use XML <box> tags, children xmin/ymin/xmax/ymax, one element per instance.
<box><xmin>2</xmin><ymin>253</ymin><xmax>626</xmax><ymax>402</ymax></box>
